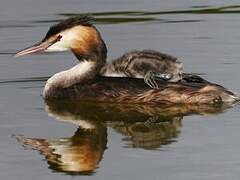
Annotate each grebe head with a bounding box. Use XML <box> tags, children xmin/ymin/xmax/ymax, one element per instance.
<box><xmin>15</xmin><ymin>16</ymin><xmax>107</xmax><ymax>64</ymax></box>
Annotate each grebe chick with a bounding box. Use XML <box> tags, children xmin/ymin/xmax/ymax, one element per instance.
<box><xmin>100</xmin><ymin>50</ymin><xmax>183</xmax><ymax>89</ymax></box>
<box><xmin>100</xmin><ymin>50</ymin><xmax>208</xmax><ymax>88</ymax></box>
<box><xmin>15</xmin><ymin>16</ymin><xmax>238</xmax><ymax>104</ymax></box>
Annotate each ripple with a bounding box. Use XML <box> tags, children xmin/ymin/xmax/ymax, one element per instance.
<box><xmin>59</xmin><ymin>5</ymin><xmax>240</xmax><ymax>18</ymax></box>
<box><xmin>55</xmin><ymin>5</ymin><xmax>240</xmax><ymax>25</ymax></box>
<box><xmin>1</xmin><ymin>5</ymin><xmax>240</xmax><ymax>29</ymax></box>
<box><xmin>0</xmin><ymin>76</ymin><xmax>49</xmax><ymax>85</ymax></box>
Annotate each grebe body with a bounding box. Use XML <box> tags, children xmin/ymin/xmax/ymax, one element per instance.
<box><xmin>15</xmin><ymin>16</ymin><xmax>238</xmax><ymax>105</ymax></box>
<box><xmin>43</xmin><ymin>74</ymin><xmax>236</xmax><ymax>104</ymax></box>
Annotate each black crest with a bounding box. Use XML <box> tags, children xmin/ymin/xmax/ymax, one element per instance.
<box><xmin>43</xmin><ymin>15</ymin><xmax>94</xmax><ymax>41</ymax></box>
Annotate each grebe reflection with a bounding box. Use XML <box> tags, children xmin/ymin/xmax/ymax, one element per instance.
<box><xmin>14</xmin><ymin>101</ymin><xmax>230</xmax><ymax>174</ymax></box>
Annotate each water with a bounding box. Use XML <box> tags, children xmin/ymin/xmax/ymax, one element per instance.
<box><xmin>0</xmin><ymin>0</ymin><xmax>240</xmax><ymax>179</ymax></box>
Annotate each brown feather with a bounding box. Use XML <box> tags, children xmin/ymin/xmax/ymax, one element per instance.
<box><xmin>44</xmin><ymin>76</ymin><xmax>237</xmax><ymax>105</ymax></box>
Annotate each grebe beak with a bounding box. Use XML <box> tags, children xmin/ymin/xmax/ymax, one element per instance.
<box><xmin>15</xmin><ymin>35</ymin><xmax>62</xmax><ymax>57</ymax></box>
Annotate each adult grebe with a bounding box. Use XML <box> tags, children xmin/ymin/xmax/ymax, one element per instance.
<box><xmin>15</xmin><ymin>16</ymin><xmax>238</xmax><ymax>104</ymax></box>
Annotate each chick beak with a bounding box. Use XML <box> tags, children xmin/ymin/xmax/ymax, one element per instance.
<box><xmin>15</xmin><ymin>36</ymin><xmax>61</xmax><ymax>58</ymax></box>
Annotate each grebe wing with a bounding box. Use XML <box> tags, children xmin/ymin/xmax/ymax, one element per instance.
<box><xmin>44</xmin><ymin>76</ymin><xmax>237</xmax><ymax>105</ymax></box>
<box><xmin>182</xmin><ymin>73</ymin><xmax>209</xmax><ymax>83</ymax></box>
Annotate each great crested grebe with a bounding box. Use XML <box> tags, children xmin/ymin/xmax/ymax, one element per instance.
<box><xmin>15</xmin><ymin>16</ymin><xmax>238</xmax><ymax>104</ymax></box>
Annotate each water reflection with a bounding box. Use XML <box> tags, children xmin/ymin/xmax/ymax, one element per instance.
<box><xmin>108</xmin><ymin>116</ymin><xmax>181</xmax><ymax>149</ymax></box>
<box><xmin>15</xmin><ymin>101</ymin><xmax>232</xmax><ymax>175</ymax></box>
<box><xmin>15</xmin><ymin>124</ymin><xmax>107</xmax><ymax>175</ymax></box>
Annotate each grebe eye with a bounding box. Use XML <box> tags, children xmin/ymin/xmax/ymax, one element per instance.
<box><xmin>57</xmin><ymin>35</ymin><xmax>62</xmax><ymax>41</ymax></box>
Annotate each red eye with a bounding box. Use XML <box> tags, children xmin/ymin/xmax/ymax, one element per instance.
<box><xmin>57</xmin><ymin>35</ymin><xmax>62</xmax><ymax>41</ymax></box>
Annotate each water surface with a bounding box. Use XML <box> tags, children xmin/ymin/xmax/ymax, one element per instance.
<box><xmin>0</xmin><ymin>0</ymin><xmax>240</xmax><ymax>180</ymax></box>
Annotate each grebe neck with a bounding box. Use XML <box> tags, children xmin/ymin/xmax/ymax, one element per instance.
<box><xmin>43</xmin><ymin>58</ymin><xmax>101</xmax><ymax>99</ymax></box>
<box><xmin>71</xmin><ymin>26</ymin><xmax>108</xmax><ymax>69</ymax></box>
<box><xmin>43</xmin><ymin>31</ymin><xmax>107</xmax><ymax>99</ymax></box>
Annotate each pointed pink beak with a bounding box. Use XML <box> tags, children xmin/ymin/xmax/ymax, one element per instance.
<box><xmin>15</xmin><ymin>35</ymin><xmax>62</xmax><ymax>57</ymax></box>
<box><xmin>14</xmin><ymin>42</ymin><xmax>51</xmax><ymax>57</ymax></box>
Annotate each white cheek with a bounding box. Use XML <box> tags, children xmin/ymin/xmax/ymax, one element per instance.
<box><xmin>45</xmin><ymin>41</ymin><xmax>69</xmax><ymax>52</ymax></box>
<box><xmin>45</xmin><ymin>28</ymin><xmax>81</xmax><ymax>52</ymax></box>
